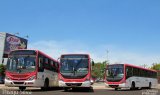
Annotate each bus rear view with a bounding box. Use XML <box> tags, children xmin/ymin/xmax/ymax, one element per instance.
<box><xmin>59</xmin><ymin>54</ymin><xmax>94</xmax><ymax>91</ymax></box>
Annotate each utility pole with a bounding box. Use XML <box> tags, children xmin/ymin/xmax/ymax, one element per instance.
<box><xmin>106</xmin><ymin>50</ymin><xmax>109</xmax><ymax>64</ymax></box>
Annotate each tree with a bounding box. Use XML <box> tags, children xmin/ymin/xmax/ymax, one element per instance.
<box><xmin>0</xmin><ymin>64</ymin><xmax>5</xmax><ymax>76</ymax></box>
<box><xmin>140</xmin><ymin>64</ymin><xmax>148</xmax><ymax>68</ymax></box>
<box><xmin>91</xmin><ymin>60</ymin><xmax>109</xmax><ymax>80</ymax></box>
<box><xmin>151</xmin><ymin>63</ymin><xmax>160</xmax><ymax>70</ymax></box>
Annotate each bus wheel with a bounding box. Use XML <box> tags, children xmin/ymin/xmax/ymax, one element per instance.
<box><xmin>87</xmin><ymin>87</ymin><xmax>93</xmax><ymax>92</ymax></box>
<box><xmin>130</xmin><ymin>82</ymin><xmax>135</xmax><ymax>90</ymax></box>
<box><xmin>149</xmin><ymin>82</ymin><xmax>152</xmax><ymax>89</ymax></box>
<box><xmin>64</xmin><ymin>87</ymin><xmax>69</xmax><ymax>92</ymax></box>
<box><xmin>41</xmin><ymin>79</ymin><xmax>49</xmax><ymax>91</ymax></box>
<box><xmin>115</xmin><ymin>88</ymin><xmax>118</xmax><ymax>91</ymax></box>
<box><xmin>19</xmin><ymin>87</ymin><xmax>26</xmax><ymax>91</ymax></box>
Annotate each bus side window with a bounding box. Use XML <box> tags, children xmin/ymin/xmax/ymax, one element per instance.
<box><xmin>55</xmin><ymin>62</ymin><xmax>59</xmax><ymax>72</ymax></box>
<box><xmin>45</xmin><ymin>58</ymin><xmax>48</xmax><ymax>64</ymax></box>
<box><xmin>133</xmin><ymin>68</ymin><xmax>139</xmax><ymax>76</ymax></box>
<box><xmin>50</xmin><ymin>61</ymin><xmax>58</xmax><ymax>72</ymax></box>
<box><xmin>126</xmin><ymin>66</ymin><xmax>132</xmax><ymax>79</ymax></box>
<box><xmin>38</xmin><ymin>58</ymin><xmax>44</xmax><ymax>72</ymax></box>
<box><xmin>44</xmin><ymin>58</ymin><xmax>50</xmax><ymax>70</ymax></box>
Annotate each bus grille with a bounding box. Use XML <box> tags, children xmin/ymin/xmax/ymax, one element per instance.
<box><xmin>109</xmin><ymin>85</ymin><xmax>119</xmax><ymax>88</ymax></box>
<box><xmin>12</xmin><ymin>79</ymin><xmax>27</xmax><ymax>80</ymax></box>
<box><xmin>65</xmin><ymin>83</ymin><xmax>82</xmax><ymax>86</ymax></box>
<box><xmin>11</xmin><ymin>75</ymin><xmax>28</xmax><ymax>78</ymax></box>
<box><xmin>13</xmin><ymin>82</ymin><xmax>24</xmax><ymax>84</ymax></box>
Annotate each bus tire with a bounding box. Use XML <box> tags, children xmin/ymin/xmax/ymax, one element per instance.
<box><xmin>64</xmin><ymin>87</ymin><xmax>69</xmax><ymax>92</ymax></box>
<box><xmin>130</xmin><ymin>82</ymin><xmax>135</xmax><ymax>90</ymax></box>
<box><xmin>115</xmin><ymin>88</ymin><xmax>118</xmax><ymax>91</ymax></box>
<box><xmin>41</xmin><ymin>79</ymin><xmax>49</xmax><ymax>91</ymax></box>
<box><xmin>149</xmin><ymin>82</ymin><xmax>152</xmax><ymax>89</ymax></box>
<box><xmin>82</xmin><ymin>87</ymin><xmax>93</xmax><ymax>92</ymax></box>
<box><xmin>88</xmin><ymin>87</ymin><xmax>93</xmax><ymax>92</ymax></box>
<box><xmin>19</xmin><ymin>86</ymin><xmax>26</xmax><ymax>91</ymax></box>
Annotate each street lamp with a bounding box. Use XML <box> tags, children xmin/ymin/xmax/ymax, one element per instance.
<box><xmin>106</xmin><ymin>50</ymin><xmax>109</xmax><ymax>64</ymax></box>
<box><xmin>106</xmin><ymin>50</ymin><xmax>109</xmax><ymax>61</ymax></box>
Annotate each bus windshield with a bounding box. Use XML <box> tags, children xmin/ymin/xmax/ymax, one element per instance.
<box><xmin>7</xmin><ymin>54</ymin><xmax>36</xmax><ymax>73</ymax></box>
<box><xmin>106</xmin><ymin>64</ymin><xmax>124</xmax><ymax>82</ymax></box>
<box><xmin>60</xmin><ymin>58</ymin><xmax>89</xmax><ymax>79</ymax></box>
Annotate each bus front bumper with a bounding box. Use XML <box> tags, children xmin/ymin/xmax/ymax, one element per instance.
<box><xmin>105</xmin><ymin>83</ymin><xmax>126</xmax><ymax>88</ymax></box>
<box><xmin>59</xmin><ymin>80</ymin><xmax>91</xmax><ymax>87</ymax></box>
<box><xmin>5</xmin><ymin>79</ymin><xmax>43</xmax><ymax>87</ymax></box>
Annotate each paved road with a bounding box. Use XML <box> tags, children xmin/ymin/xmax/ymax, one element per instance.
<box><xmin>0</xmin><ymin>88</ymin><xmax>160</xmax><ymax>95</ymax></box>
<box><xmin>0</xmin><ymin>83</ymin><xmax>160</xmax><ymax>95</ymax></box>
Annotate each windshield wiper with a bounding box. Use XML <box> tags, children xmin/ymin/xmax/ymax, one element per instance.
<box><xmin>16</xmin><ymin>68</ymin><xmax>22</xmax><ymax>73</ymax></box>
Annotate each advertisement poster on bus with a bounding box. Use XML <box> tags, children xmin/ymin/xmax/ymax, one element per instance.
<box><xmin>4</xmin><ymin>33</ymin><xmax>28</xmax><ymax>54</ymax></box>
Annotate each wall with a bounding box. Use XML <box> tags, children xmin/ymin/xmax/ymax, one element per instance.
<box><xmin>0</xmin><ymin>32</ymin><xmax>6</xmax><ymax>64</ymax></box>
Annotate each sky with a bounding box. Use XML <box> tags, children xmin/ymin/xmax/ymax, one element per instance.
<box><xmin>0</xmin><ymin>0</ymin><xmax>160</xmax><ymax>67</ymax></box>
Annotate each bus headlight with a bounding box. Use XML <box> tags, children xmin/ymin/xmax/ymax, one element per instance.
<box><xmin>59</xmin><ymin>76</ymin><xmax>64</xmax><ymax>81</ymax></box>
<box><xmin>85</xmin><ymin>78</ymin><xmax>90</xmax><ymax>81</ymax></box>
<box><xmin>59</xmin><ymin>78</ymin><xmax>64</xmax><ymax>82</ymax></box>
<box><xmin>5</xmin><ymin>76</ymin><xmax>11</xmax><ymax>80</ymax></box>
<box><xmin>28</xmin><ymin>75</ymin><xmax>36</xmax><ymax>80</ymax></box>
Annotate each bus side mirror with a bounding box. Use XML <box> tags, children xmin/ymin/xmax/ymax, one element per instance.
<box><xmin>57</xmin><ymin>58</ymin><xmax>60</xmax><ymax>62</ymax></box>
<box><xmin>92</xmin><ymin>61</ymin><xmax>95</xmax><ymax>66</ymax></box>
<box><xmin>2</xmin><ymin>58</ymin><xmax>4</xmax><ymax>63</ymax></box>
<box><xmin>106</xmin><ymin>69</ymin><xmax>108</xmax><ymax>75</ymax></box>
<box><xmin>55</xmin><ymin>62</ymin><xmax>59</xmax><ymax>68</ymax></box>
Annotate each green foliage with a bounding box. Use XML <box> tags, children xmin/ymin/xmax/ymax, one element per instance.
<box><xmin>91</xmin><ymin>60</ymin><xmax>109</xmax><ymax>79</ymax></box>
<box><xmin>151</xmin><ymin>63</ymin><xmax>160</xmax><ymax>70</ymax></box>
<box><xmin>0</xmin><ymin>64</ymin><xmax>6</xmax><ymax>76</ymax></box>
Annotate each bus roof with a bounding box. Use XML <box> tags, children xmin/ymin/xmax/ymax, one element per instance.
<box><xmin>60</xmin><ymin>54</ymin><xmax>90</xmax><ymax>58</ymax></box>
<box><xmin>107</xmin><ymin>63</ymin><xmax>157</xmax><ymax>72</ymax></box>
<box><xmin>10</xmin><ymin>49</ymin><xmax>59</xmax><ymax>63</ymax></box>
<box><xmin>125</xmin><ymin>63</ymin><xmax>157</xmax><ymax>72</ymax></box>
<box><xmin>61</xmin><ymin>54</ymin><xmax>89</xmax><ymax>56</ymax></box>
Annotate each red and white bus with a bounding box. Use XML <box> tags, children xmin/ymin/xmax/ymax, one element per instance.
<box><xmin>58</xmin><ymin>54</ymin><xmax>94</xmax><ymax>91</ymax></box>
<box><xmin>105</xmin><ymin>64</ymin><xmax>158</xmax><ymax>90</ymax></box>
<box><xmin>5</xmin><ymin>50</ymin><xmax>59</xmax><ymax>91</ymax></box>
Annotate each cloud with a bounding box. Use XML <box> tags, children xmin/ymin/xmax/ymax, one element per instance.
<box><xmin>28</xmin><ymin>40</ymin><xmax>157</xmax><ymax>67</ymax></box>
<box><xmin>28</xmin><ymin>40</ymin><xmax>90</xmax><ymax>59</ymax></box>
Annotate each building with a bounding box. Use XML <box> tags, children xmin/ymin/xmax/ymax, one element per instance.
<box><xmin>0</xmin><ymin>32</ymin><xmax>28</xmax><ymax>64</ymax></box>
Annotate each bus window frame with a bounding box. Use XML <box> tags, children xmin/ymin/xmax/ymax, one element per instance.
<box><xmin>38</xmin><ymin>57</ymin><xmax>44</xmax><ymax>72</ymax></box>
